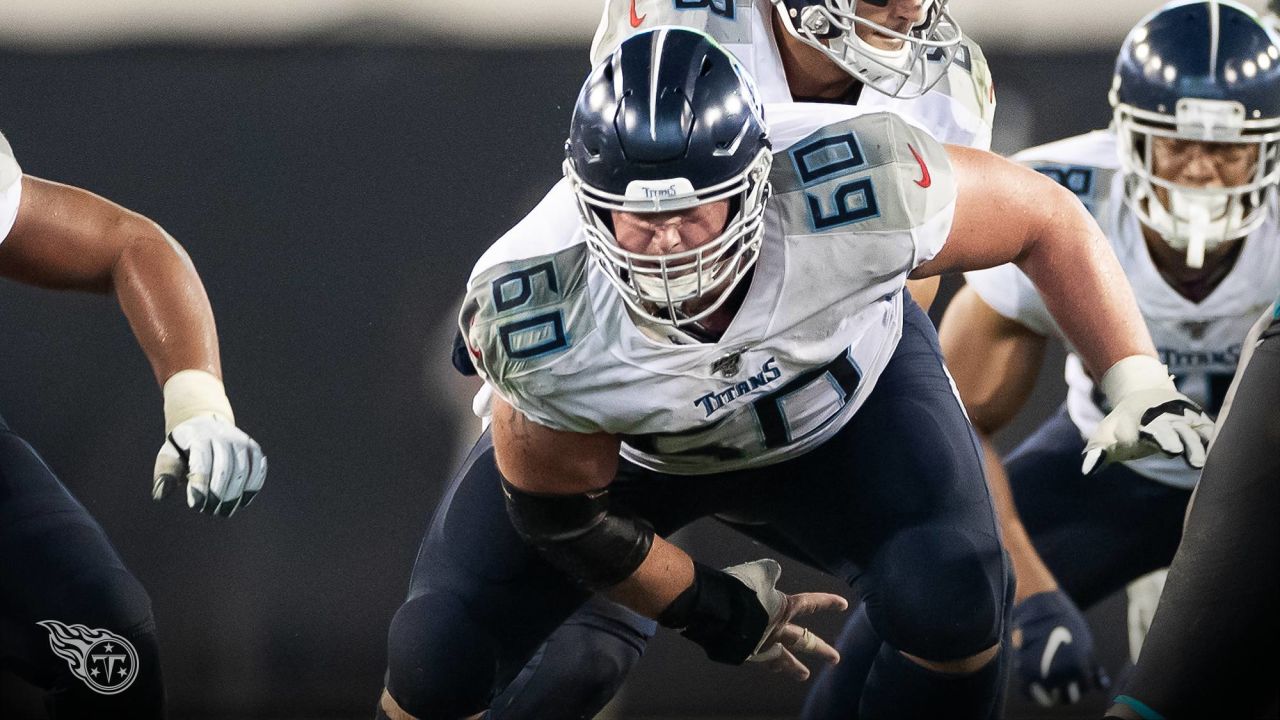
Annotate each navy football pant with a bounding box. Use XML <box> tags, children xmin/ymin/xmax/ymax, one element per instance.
<box><xmin>384</xmin><ymin>299</ymin><xmax>1010</xmax><ymax>719</ymax></box>
<box><xmin>1108</xmin><ymin>317</ymin><xmax>1280</xmax><ymax>720</ymax></box>
<box><xmin>0</xmin><ymin>413</ymin><xmax>164</xmax><ymax>719</ymax></box>
<box><xmin>803</xmin><ymin>406</ymin><xmax>1192</xmax><ymax>717</ymax></box>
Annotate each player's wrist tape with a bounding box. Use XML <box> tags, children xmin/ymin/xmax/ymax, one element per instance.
<box><xmin>162</xmin><ymin>369</ymin><xmax>234</xmax><ymax>433</ymax></box>
<box><xmin>501</xmin><ymin>476</ymin><xmax>654</xmax><ymax>590</ymax></box>
<box><xmin>657</xmin><ymin>562</ymin><xmax>769</xmax><ymax>665</ymax></box>
<box><xmin>1099</xmin><ymin>355</ymin><xmax>1176</xmax><ymax>405</ymax></box>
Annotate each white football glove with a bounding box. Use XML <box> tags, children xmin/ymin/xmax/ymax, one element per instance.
<box><xmin>1081</xmin><ymin>356</ymin><xmax>1214</xmax><ymax>475</ymax></box>
<box><xmin>152</xmin><ymin>370</ymin><xmax>267</xmax><ymax>516</ymax></box>
<box><xmin>1125</xmin><ymin>568</ymin><xmax>1168</xmax><ymax>663</ymax></box>
<box><xmin>724</xmin><ymin>559</ymin><xmax>847</xmax><ymax>681</ymax></box>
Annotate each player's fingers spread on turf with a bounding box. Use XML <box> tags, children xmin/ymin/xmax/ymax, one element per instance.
<box><xmin>786</xmin><ymin>592</ymin><xmax>849</xmax><ymax>620</ymax></box>
<box><xmin>776</xmin><ymin>623</ymin><xmax>840</xmax><ymax>664</ymax></box>
<box><xmin>1173</xmin><ymin>423</ymin><xmax>1207</xmax><ymax>468</ymax></box>
<box><xmin>765</xmin><ymin>645</ymin><xmax>810</xmax><ymax>681</ymax></box>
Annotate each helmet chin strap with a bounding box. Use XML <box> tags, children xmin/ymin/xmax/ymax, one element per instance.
<box><xmin>1141</xmin><ymin>187</ymin><xmax>1243</xmax><ymax>270</ymax></box>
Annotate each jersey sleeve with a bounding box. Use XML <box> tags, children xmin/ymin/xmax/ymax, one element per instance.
<box><xmin>0</xmin><ymin>132</ymin><xmax>23</xmax><ymax>245</ymax></box>
<box><xmin>963</xmin><ymin>263</ymin><xmax>1056</xmax><ymax>336</ymax></box>
<box><xmin>768</xmin><ymin>106</ymin><xmax>959</xmax><ymax>271</ymax></box>
<box><xmin>892</xmin><ymin>117</ymin><xmax>958</xmax><ymax>268</ymax></box>
<box><xmin>459</xmin><ymin>243</ymin><xmax>601</xmax><ymax>434</ymax></box>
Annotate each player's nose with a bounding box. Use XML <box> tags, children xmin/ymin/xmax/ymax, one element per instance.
<box><xmin>889</xmin><ymin>0</ymin><xmax>927</xmax><ymax>24</ymax></box>
<box><xmin>1180</xmin><ymin>148</ymin><xmax>1222</xmax><ymax>187</ymax></box>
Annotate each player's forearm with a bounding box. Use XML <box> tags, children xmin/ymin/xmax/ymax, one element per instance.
<box><xmin>1015</xmin><ymin>191</ymin><xmax>1155</xmax><ymax>378</ymax></box>
<box><xmin>605</xmin><ymin>534</ymin><xmax>695</xmax><ymax>618</ymax></box>
<box><xmin>112</xmin><ymin>224</ymin><xmax>223</xmax><ymax>386</ymax></box>
<box><xmin>981</xmin><ymin>435</ymin><xmax>1057</xmax><ymax>601</ymax></box>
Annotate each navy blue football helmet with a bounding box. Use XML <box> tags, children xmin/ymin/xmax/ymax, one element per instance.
<box><xmin>771</xmin><ymin>0</ymin><xmax>962</xmax><ymax>98</ymax></box>
<box><xmin>565</xmin><ymin>27</ymin><xmax>772</xmax><ymax>326</ymax></box>
<box><xmin>1110</xmin><ymin>0</ymin><xmax>1280</xmax><ymax>267</ymax></box>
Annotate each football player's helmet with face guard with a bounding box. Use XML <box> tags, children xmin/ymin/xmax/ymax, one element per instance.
<box><xmin>565</xmin><ymin>27</ymin><xmax>773</xmax><ymax>327</ymax></box>
<box><xmin>770</xmin><ymin>0</ymin><xmax>963</xmax><ymax>98</ymax></box>
<box><xmin>1110</xmin><ymin>0</ymin><xmax>1280</xmax><ymax>268</ymax></box>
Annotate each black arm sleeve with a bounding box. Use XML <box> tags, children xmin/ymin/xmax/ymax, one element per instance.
<box><xmin>657</xmin><ymin>561</ymin><xmax>770</xmax><ymax>665</ymax></box>
<box><xmin>501</xmin><ymin>476</ymin><xmax>653</xmax><ymax>590</ymax></box>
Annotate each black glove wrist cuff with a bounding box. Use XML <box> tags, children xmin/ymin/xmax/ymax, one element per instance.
<box><xmin>657</xmin><ymin>562</ymin><xmax>769</xmax><ymax>665</ymax></box>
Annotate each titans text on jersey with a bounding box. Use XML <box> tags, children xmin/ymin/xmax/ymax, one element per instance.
<box><xmin>461</xmin><ymin>103</ymin><xmax>955</xmax><ymax>475</ymax></box>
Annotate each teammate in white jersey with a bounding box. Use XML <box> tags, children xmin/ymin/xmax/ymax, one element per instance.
<box><xmin>0</xmin><ymin>133</ymin><xmax>266</xmax><ymax>715</ymax></box>
<box><xmin>590</xmin><ymin>0</ymin><xmax>994</xmax><ymax>148</ymax></box>
<box><xmin>378</xmin><ymin>28</ymin><xmax>1212</xmax><ymax>720</ymax></box>
<box><xmin>815</xmin><ymin>1</ymin><xmax>1280</xmax><ymax>711</ymax></box>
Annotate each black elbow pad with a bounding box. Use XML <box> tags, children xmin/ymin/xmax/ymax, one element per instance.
<box><xmin>501</xmin><ymin>477</ymin><xmax>654</xmax><ymax>590</ymax></box>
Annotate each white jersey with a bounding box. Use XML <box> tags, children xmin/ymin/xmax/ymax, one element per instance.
<box><xmin>589</xmin><ymin>0</ymin><xmax>995</xmax><ymax>151</ymax></box>
<box><xmin>462</xmin><ymin>103</ymin><xmax>956</xmax><ymax>475</ymax></box>
<box><xmin>0</xmin><ymin>132</ymin><xmax>23</xmax><ymax>244</ymax></box>
<box><xmin>965</xmin><ymin>130</ymin><xmax>1280</xmax><ymax>489</ymax></box>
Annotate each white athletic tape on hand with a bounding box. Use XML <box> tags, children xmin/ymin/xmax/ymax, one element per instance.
<box><xmin>163</xmin><ymin>369</ymin><xmax>234</xmax><ymax>433</ymax></box>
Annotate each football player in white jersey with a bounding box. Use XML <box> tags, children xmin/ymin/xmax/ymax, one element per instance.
<box><xmin>378</xmin><ymin>28</ymin><xmax>1212</xmax><ymax>720</ymax></box>
<box><xmin>0</xmin><ymin>132</ymin><xmax>266</xmax><ymax>716</ymax></box>
<box><xmin>436</xmin><ymin>1</ymin><xmax>998</xmax><ymax>714</ymax></box>
<box><xmin>1106</xmin><ymin>298</ymin><xmax>1280</xmax><ymax>720</ymax></box>
<box><xmin>838</xmin><ymin>0</ymin><xmax>1280</xmax><ymax>711</ymax></box>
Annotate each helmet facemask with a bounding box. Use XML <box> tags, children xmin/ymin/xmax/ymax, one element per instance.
<box><xmin>566</xmin><ymin>149</ymin><xmax>773</xmax><ymax>327</ymax></box>
<box><xmin>1114</xmin><ymin>97</ymin><xmax>1280</xmax><ymax>268</ymax></box>
<box><xmin>771</xmin><ymin>0</ymin><xmax>963</xmax><ymax>98</ymax></box>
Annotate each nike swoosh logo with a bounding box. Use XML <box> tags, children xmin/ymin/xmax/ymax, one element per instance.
<box><xmin>1041</xmin><ymin>626</ymin><xmax>1074</xmax><ymax>677</ymax></box>
<box><xmin>629</xmin><ymin>0</ymin><xmax>646</xmax><ymax>28</ymax></box>
<box><xmin>908</xmin><ymin>144</ymin><xmax>931</xmax><ymax>188</ymax></box>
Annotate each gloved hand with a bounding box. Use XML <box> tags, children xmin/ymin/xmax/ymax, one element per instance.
<box><xmin>725</xmin><ymin>559</ymin><xmax>847</xmax><ymax>681</ymax></box>
<box><xmin>152</xmin><ymin>369</ymin><xmax>267</xmax><ymax>516</ymax></box>
<box><xmin>154</xmin><ymin>415</ymin><xmax>267</xmax><ymax>516</ymax></box>
<box><xmin>1082</xmin><ymin>356</ymin><xmax>1214</xmax><ymax>474</ymax></box>
<box><xmin>1012</xmin><ymin>589</ymin><xmax>1110</xmax><ymax>706</ymax></box>
<box><xmin>1126</xmin><ymin>568</ymin><xmax>1168</xmax><ymax>663</ymax></box>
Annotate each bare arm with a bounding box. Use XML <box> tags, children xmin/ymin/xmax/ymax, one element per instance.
<box><xmin>938</xmin><ymin>286</ymin><xmax>1058</xmax><ymax>600</ymax></box>
<box><xmin>491</xmin><ymin>395</ymin><xmax>694</xmax><ymax>618</ymax></box>
<box><xmin>0</xmin><ymin>176</ymin><xmax>220</xmax><ymax>386</ymax></box>
<box><xmin>913</xmin><ymin>146</ymin><xmax>1156</xmax><ymax>378</ymax></box>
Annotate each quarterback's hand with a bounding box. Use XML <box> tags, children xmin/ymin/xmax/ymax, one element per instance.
<box><xmin>1012</xmin><ymin>590</ymin><xmax>1110</xmax><ymax>706</ymax></box>
<box><xmin>726</xmin><ymin>559</ymin><xmax>847</xmax><ymax>681</ymax></box>
<box><xmin>1082</xmin><ymin>356</ymin><xmax>1214</xmax><ymax>475</ymax></box>
<box><xmin>153</xmin><ymin>415</ymin><xmax>267</xmax><ymax>516</ymax></box>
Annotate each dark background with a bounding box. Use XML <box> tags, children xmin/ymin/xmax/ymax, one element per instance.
<box><xmin>1</xmin><ymin>42</ymin><xmax>1125</xmax><ymax>718</ymax></box>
